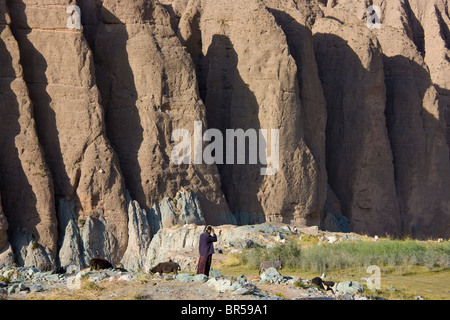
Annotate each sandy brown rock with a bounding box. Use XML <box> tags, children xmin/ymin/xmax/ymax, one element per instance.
<box><xmin>6</xmin><ymin>0</ymin><xmax>128</xmax><ymax>263</ymax></box>
<box><xmin>406</xmin><ymin>0</ymin><xmax>450</xmax><ymax>161</ymax></box>
<box><xmin>177</xmin><ymin>0</ymin><xmax>326</xmax><ymax>226</ymax></box>
<box><xmin>310</xmin><ymin>0</ymin><xmax>450</xmax><ymax>237</ymax></box>
<box><xmin>0</xmin><ymin>0</ymin><xmax>57</xmax><ymax>257</ymax></box>
<box><xmin>262</xmin><ymin>0</ymin><xmax>329</xmax><ymax>227</ymax></box>
<box><xmin>371</xmin><ymin>0</ymin><xmax>450</xmax><ymax>237</ymax></box>
<box><xmin>312</xmin><ymin>9</ymin><xmax>402</xmax><ymax>236</ymax></box>
<box><xmin>81</xmin><ymin>0</ymin><xmax>233</xmax><ymax>226</ymax></box>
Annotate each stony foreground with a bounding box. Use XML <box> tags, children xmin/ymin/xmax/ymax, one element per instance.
<box><xmin>0</xmin><ymin>264</ymin><xmax>374</xmax><ymax>301</ymax></box>
<box><xmin>1</xmin><ymin>223</ymin><xmax>446</xmax><ymax>300</ymax></box>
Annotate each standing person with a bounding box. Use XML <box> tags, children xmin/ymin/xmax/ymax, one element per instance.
<box><xmin>197</xmin><ymin>225</ymin><xmax>217</xmax><ymax>276</ymax></box>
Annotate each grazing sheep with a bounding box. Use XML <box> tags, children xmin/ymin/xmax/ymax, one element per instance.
<box><xmin>312</xmin><ymin>277</ymin><xmax>336</xmax><ymax>291</ymax></box>
<box><xmin>259</xmin><ymin>259</ymin><xmax>283</xmax><ymax>274</ymax></box>
<box><xmin>89</xmin><ymin>258</ymin><xmax>113</xmax><ymax>271</ymax></box>
<box><xmin>150</xmin><ymin>261</ymin><xmax>181</xmax><ymax>276</ymax></box>
<box><xmin>323</xmin><ymin>280</ymin><xmax>336</xmax><ymax>291</ymax></box>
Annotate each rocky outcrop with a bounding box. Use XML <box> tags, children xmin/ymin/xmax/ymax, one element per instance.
<box><xmin>312</xmin><ymin>7</ymin><xmax>402</xmax><ymax>236</ymax></box>
<box><xmin>121</xmin><ymin>189</ymin><xmax>205</xmax><ymax>270</ymax></box>
<box><xmin>80</xmin><ymin>0</ymin><xmax>233</xmax><ymax>227</ymax></box>
<box><xmin>321</xmin><ymin>185</ymin><xmax>351</xmax><ymax>233</ymax></box>
<box><xmin>10</xmin><ymin>228</ymin><xmax>54</xmax><ymax>270</ymax></box>
<box><xmin>55</xmin><ymin>187</ymin><xmax>206</xmax><ymax>269</ymax></box>
<box><xmin>5</xmin><ymin>0</ymin><xmax>129</xmax><ymax>265</ymax></box>
<box><xmin>57</xmin><ymin>197</ymin><xmax>126</xmax><ymax>267</ymax></box>
<box><xmin>57</xmin><ymin>199</ymin><xmax>84</xmax><ymax>267</ymax></box>
<box><xmin>374</xmin><ymin>0</ymin><xmax>450</xmax><ymax>238</ymax></box>
<box><xmin>177</xmin><ymin>0</ymin><xmax>326</xmax><ymax>226</ymax></box>
<box><xmin>120</xmin><ymin>195</ymin><xmax>154</xmax><ymax>271</ymax></box>
<box><xmin>0</xmin><ymin>0</ymin><xmax>57</xmax><ymax>259</ymax></box>
<box><xmin>145</xmin><ymin>223</ymin><xmax>298</xmax><ymax>271</ymax></box>
<box><xmin>317</xmin><ymin>0</ymin><xmax>450</xmax><ymax>238</ymax></box>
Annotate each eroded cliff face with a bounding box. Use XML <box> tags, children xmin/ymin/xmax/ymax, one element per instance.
<box><xmin>316</xmin><ymin>0</ymin><xmax>450</xmax><ymax>240</ymax></box>
<box><xmin>176</xmin><ymin>0</ymin><xmax>327</xmax><ymax>226</ymax></box>
<box><xmin>0</xmin><ymin>0</ymin><xmax>448</xmax><ymax>267</ymax></box>
<box><xmin>80</xmin><ymin>0</ymin><xmax>233</xmax><ymax>227</ymax></box>
<box><xmin>374</xmin><ymin>0</ymin><xmax>450</xmax><ymax>238</ymax></box>
<box><xmin>0</xmin><ymin>0</ymin><xmax>57</xmax><ymax>268</ymax></box>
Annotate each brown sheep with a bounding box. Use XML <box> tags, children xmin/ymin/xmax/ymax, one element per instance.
<box><xmin>150</xmin><ymin>261</ymin><xmax>181</xmax><ymax>276</ymax></box>
<box><xmin>89</xmin><ymin>258</ymin><xmax>113</xmax><ymax>271</ymax></box>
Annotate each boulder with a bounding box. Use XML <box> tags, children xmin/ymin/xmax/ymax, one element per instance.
<box><xmin>336</xmin><ymin>281</ymin><xmax>365</xmax><ymax>295</ymax></box>
<box><xmin>209</xmin><ymin>268</ymin><xmax>222</xmax><ymax>278</ymax></box>
<box><xmin>237</xmin><ymin>275</ymin><xmax>247</xmax><ymax>285</ymax></box>
<box><xmin>7</xmin><ymin>284</ymin><xmax>18</xmax><ymax>295</ymax></box>
<box><xmin>260</xmin><ymin>267</ymin><xmax>284</xmax><ymax>284</ymax></box>
<box><xmin>176</xmin><ymin>273</ymin><xmax>195</xmax><ymax>283</ymax></box>
<box><xmin>118</xmin><ymin>274</ymin><xmax>132</xmax><ymax>282</ymax></box>
<box><xmin>0</xmin><ymin>242</ymin><xmax>14</xmax><ymax>266</ymax></box>
<box><xmin>207</xmin><ymin>278</ymin><xmax>237</xmax><ymax>292</ymax></box>
<box><xmin>30</xmin><ymin>284</ymin><xmax>43</xmax><ymax>293</ymax></box>
<box><xmin>10</xmin><ymin>228</ymin><xmax>54</xmax><ymax>270</ymax></box>
<box><xmin>192</xmin><ymin>274</ymin><xmax>209</xmax><ymax>283</ymax></box>
<box><xmin>232</xmin><ymin>288</ymin><xmax>254</xmax><ymax>295</ymax></box>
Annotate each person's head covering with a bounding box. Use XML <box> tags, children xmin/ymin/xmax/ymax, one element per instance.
<box><xmin>204</xmin><ymin>225</ymin><xmax>213</xmax><ymax>233</ymax></box>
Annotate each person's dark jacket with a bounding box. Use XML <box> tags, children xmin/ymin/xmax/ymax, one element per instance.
<box><xmin>199</xmin><ymin>232</ymin><xmax>217</xmax><ymax>256</ymax></box>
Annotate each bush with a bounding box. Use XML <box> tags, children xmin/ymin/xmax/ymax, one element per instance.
<box><xmin>222</xmin><ymin>253</ymin><xmax>246</xmax><ymax>267</ymax></box>
<box><xmin>242</xmin><ymin>240</ymin><xmax>302</xmax><ymax>269</ymax></box>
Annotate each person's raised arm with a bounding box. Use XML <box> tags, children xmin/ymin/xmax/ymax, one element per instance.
<box><xmin>208</xmin><ymin>229</ymin><xmax>217</xmax><ymax>242</ymax></box>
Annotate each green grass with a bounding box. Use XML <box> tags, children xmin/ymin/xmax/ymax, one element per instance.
<box><xmin>241</xmin><ymin>239</ymin><xmax>449</xmax><ymax>273</ymax></box>
<box><xmin>223</xmin><ymin>238</ymin><xmax>450</xmax><ymax>300</ymax></box>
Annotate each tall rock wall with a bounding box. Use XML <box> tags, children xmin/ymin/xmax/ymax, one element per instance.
<box><xmin>177</xmin><ymin>0</ymin><xmax>326</xmax><ymax>226</ymax></box>
<box><xmin>0</xmin><ymin>0</ymin><xmax>448</xmax><ymax>267</ymax></box>
<box><xmin>6</xmin><ymin>0</ymin><xmax>128</xmax><ymax>265</ymax></box>
<box><xmin>0</xmin><ymin>0</ymin><xmax>57</xmax><ymax>260</ymax></box>
<box><xmin>312</xmin><ymin>11</ymin><xmax>401</xmax><ymax>236</ymax></box>
<box><xmin>374</xmin><ymin>0</ymin><xmax>450</xmax><ymax>237</ymax></box>
<box><xmin>80</xmin><ymin>0</ymin><xmax>233</xmax><ymax>226</ymax></box>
